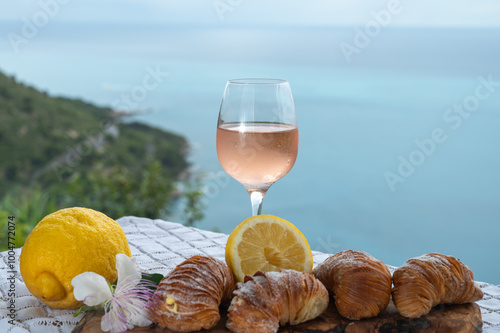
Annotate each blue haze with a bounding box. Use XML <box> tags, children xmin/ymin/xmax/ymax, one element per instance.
<box><xmin>0</xmin><ymin>23</ymin><xmax>499</xmax><ymax>283</ymax></box>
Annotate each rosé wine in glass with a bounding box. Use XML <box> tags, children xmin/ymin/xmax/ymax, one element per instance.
<box><xmin>216</xmin><ymin>79</ymin><xmax>298</xmax><ymax>216</ymax></box>
<box><xmin>217</xmin><ymin>123</ymin><xmax>298</xmax><ymax>187</ymax></box>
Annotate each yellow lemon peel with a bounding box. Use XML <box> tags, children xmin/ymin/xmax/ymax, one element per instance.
<box><xmin>20</xmin><ymin>207</ymin><xmax>131</xmax><ymax>309</ymax></box>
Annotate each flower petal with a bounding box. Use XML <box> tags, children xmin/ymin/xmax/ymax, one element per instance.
<box><xmin>71</xmin><ymin>272</ymin><xmax>112</xmax><ymax>306</ymax></box>
<box><xmin>101</xmin><ymin>306</ymin><xmax>127</xmax><ymax>333</ymax></box>
<box><xmin>127</xmin><ymin>297</ymin><xmax>152</xmax><ymax>327</ymax></box>
<box><xmin>101</xmin><ymin>296</ymin><xmax>130</xmax><ymax>333</ymax></box>
<box><xmin>129</xmin><ymin>310</ymin><xmax>152</xmax><ymax>328</ymax></box>
<box><xmin>115</xmin><ymin>253</ymin><xmax>141</xmax><ymax>289</ymax></box>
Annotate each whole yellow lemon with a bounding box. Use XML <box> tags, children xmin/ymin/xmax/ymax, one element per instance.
<box><xmin>20</xmin><ymin>207</ymin><xmax>131</xmax><ymax>309</ymax></box>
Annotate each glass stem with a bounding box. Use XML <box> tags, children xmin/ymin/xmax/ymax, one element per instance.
<box><xmin>248</xmin><ymin>189</ymin><xmax>268</xmax><ymax>216</ymax></box>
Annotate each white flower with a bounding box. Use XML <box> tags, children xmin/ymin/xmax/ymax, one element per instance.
<box><xmin>71</xmin><ymin>254</ymin><xmax>154</xmax><ymax>332</ymax></box>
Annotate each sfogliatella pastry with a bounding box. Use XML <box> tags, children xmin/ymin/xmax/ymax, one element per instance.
<box><xmin>226</xmin><ymin>269</ymin><xmax>329</xmax><ymax>333</ymax></box>
<box><xmin>392</xmin><ymin>252</ymin><xmax>483</xmax><ymax>318</ymax></box>
<box><xmin>313</xmin><ymin>250</ymin><xmax>392</xmax><ymax>320</ymax></box>
<box><xmin>148</xmin><ymin>255</ymin><xmax>235</xmax><ymax>332</ymax></box>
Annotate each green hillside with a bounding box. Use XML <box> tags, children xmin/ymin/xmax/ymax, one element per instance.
<box><xmin>0</xmin><ymin>71</ymin><xmax>187</xmax><ymax>189</ymax></box>
<box><xmin>0</xmin><ymin>71</ymin><xmax>203</xmax><ymax>249</ymax></box>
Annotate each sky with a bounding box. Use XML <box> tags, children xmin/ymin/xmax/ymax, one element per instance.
<box><xmin>1</xmin><ymin>0</ymin><xmax>499</xmax><ymax>100</ymax></box>
<box><xmin>1</xmin><ymin>0</ymin><xmax>500</xmax><ymax>27</ymax></box>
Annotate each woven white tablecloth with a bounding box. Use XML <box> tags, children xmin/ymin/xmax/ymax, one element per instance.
<box><xmin>1</xmin><ymin>216</ymin><xmax>499</xmax><ymax>332</ymax></box>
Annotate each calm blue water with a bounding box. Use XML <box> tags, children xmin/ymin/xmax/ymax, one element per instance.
<box><xmin>1</xmin><ymin>22</ymin><xmax>499</xmax><ymax>283</ymax></box>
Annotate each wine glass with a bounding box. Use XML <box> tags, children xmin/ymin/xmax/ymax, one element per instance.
<box><xmin>216</xmin><ymin>78</ymin><xmax>298</xmax><ymax>216</ymax></box>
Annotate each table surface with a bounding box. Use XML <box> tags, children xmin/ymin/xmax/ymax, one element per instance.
<box><xmin>1</xmin><ymin>216</ymin><xmax>499</xmax><ymax>332</ymax></box>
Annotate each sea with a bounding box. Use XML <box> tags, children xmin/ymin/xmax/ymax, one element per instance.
<box><xmin>1</xmin><ymin>22</ymin><xmax>499</xmax><ymax>283</ymax></box>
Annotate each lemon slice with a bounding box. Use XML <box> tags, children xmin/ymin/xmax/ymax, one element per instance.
<box><xmin>225</xmin><ymin>215</ymin><xmax>313</xmax><ymax>282</ymax></box>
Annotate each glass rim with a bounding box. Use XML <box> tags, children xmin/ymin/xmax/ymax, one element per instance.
<box><xmin>227</xmin><ymin>78</ymin><xmax>288</xmax><ymax>85</ymax></box>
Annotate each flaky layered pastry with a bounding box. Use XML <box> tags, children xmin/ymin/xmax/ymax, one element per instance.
<box><xmin>226</xmin><ymin>270</ymin><xmax>329</xmax><ymax>333</ymax></box>
<box><xmin>148</xmin><ymin>255</ymin><xmax>235</xmax><ymax>332</ymax></box>
<box><xmin>313</xmin><ymin>250</ymin><xmax>392</xmax><ymax>320</ymax></box>
<box><xmin>392</xmin><ymin>252</ymin><xmax>483</xmax><ymax>318</ymax></box>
